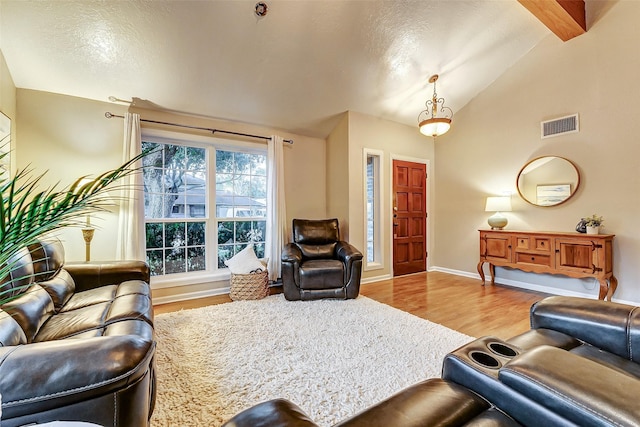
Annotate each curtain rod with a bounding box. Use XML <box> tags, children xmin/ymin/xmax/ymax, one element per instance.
<box><xmin>104</xmin><ymin>112</ymin><xmax>294</xmax><ymax>144</ymax></box>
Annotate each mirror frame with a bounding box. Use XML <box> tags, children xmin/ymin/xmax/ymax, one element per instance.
<box><xmin>516</xmin><ymin>156</ymin><xmax>580</xmax><ymax>207</ymax></box>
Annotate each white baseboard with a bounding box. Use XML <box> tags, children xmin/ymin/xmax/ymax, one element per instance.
<box><xmin>430</xmin><ymin>266</ymin><xmax>596</xmax><ymax>299</ymax></box>
<box><xmin>153</xmin><ymin>287</ymin><xmax>230</xmax><ymax>306</ymax></box>
<box><xmin>361</xmin><ymin>273</ymin><xmax>393</xmax><ymax>284</ymax></box>
<box><xmin>430</xmin><ymin>266</ymin><xmax>638</xmax><ymax>305</ymax></box>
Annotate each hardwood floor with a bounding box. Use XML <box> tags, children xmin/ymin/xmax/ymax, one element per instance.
<box><xmin>153</xmin><ymin>271</ymin><xmax>550</xmax><ymax>339</ymax></box>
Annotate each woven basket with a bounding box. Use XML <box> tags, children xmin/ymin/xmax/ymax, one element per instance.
<box><xmin>229</xmin><ymin>270</ymin><xmax>269</xmax><ymax>301</ymax></box>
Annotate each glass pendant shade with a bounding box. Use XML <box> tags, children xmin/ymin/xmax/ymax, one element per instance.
<box><xmin>419</xmin><ymin>118</ymin><xmax>451</xmax><ymax>137</ymax></box>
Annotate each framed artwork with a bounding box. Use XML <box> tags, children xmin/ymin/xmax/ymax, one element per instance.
<box><xmin>0</xmin><ymin>112</ymin><xmax>10</xmax><ymax>180</ymax></box>
<box><xmin>536</xmin><ymin>184</ymin><xmax>571</xmax><ymax>206</ymax></box>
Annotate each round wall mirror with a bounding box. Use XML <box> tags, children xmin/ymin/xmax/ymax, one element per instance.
<box><xmin>516</xmin><ymin>156</ymin><xmax>580</xmax><ymax>207</ymax></box>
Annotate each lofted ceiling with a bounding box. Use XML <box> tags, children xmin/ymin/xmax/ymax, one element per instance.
<box><xmin>0</xmin><ymin>1</ymin><xmax>560</xmax><ymax>138</ymax></box>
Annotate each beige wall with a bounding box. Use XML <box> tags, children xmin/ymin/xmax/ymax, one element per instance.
<box><xmin>341</xmin><ymin>111</ymin><xmax>435</xmax><ymax>281</ymax></box>
<box><xmin>16</xmin><ymin>89</ymin><xmax>129</xmax><ymax>261</ymax></box>
<box><xmin>434</xmin><ymin>1</ymin><xmax>640</xmax><ymax>303</ymax></box>
<box><xmin>326</xmin><ymin>112</ymin><xmax>350</xmax><ymax>234</ymax></box>
<box><xmin>0</xmin><ymin>49</ymin><xmax>16</xmax><ymax>170</ymax></box>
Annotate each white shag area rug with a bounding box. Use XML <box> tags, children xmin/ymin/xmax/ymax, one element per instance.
<box><xmin>151</xmin><ymin>294</ymin><xmax>473</xmax><ymax>427</ymax></box>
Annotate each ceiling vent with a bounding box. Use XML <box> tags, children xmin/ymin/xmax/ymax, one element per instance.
<box><xmin>541</xmin><ymin>114</ymin><xmax>579</xmax><ymax>139</ymax></box>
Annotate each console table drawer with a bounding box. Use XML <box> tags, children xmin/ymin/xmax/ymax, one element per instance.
<box><xmin>515</xmin><ymin>252</ymin><xmax>552</xmax><ymax>267</ymax></box>
<box><xmin>515</xmin><ymin>236</ymin><xmax>552</xmax><ymax>253</ymax></box>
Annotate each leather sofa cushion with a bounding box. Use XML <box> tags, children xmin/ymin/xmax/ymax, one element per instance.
<box><xmin>1</xmin><ymin>284</ymin><xmax>54</xmax><ymax>342</ymax></box>
<box><xmin>34</xmin><ymin>280</ymin><xmax>153</xmax><ymax>342</ymax></box>
<box><xmin>0</xmin><ymin>310</ymin><xmax>27</xmax><ymax>346</ymax></box>
<box><xmin>500</xmin><ymin>345</ymin><xmax>640</xmax><ymax>426</ymax></box>
<box><xmin>38</xmin><ymin>269</ymin><xmax>75</xmax><ymax>312</ymax></box>
<box><xmin>1</xmin><ymin>247</ymin><xmax>35</xmax><ymax>300</ymax></box>
<box><xmin>28</xmin><ymin>238</ymin><xmax>65</xmax><ymax>282</ymax></box>
<box><xmin>299</xmin><ymin>260</ymin><xmax>344</xmax><ymax>290</ymax></box>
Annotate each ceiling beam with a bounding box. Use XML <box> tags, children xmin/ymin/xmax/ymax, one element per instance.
<box><xmin>517</xmin><ymin>0</ymin><xmax>586</xmax><ymax>42</ymax></box>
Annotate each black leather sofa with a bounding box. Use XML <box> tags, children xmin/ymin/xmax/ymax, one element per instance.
<box><xmin>281</xmin><ymin>219</ymin><xmax>363</xmax><ymax>301</ymax></box>
<box><xmin>222</xmin><ymin>296</ymin><xmax>640</xmax><ymax>426</ymax></box>
<box><xmin>0</xmin><ymin>238</ymin><xmax>155</xmax><ymax>427</ymax></box>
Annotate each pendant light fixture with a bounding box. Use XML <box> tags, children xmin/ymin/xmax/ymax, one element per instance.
<box><xmin>418</xmin><ymin>74</ymin><xmax>453</xmax><ymax>138</ymax></box>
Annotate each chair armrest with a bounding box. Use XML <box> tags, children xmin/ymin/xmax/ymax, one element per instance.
<box><xmin>530</xmin><ymin>296</ymin><xmax>640</xmax><ymax>361</ymax></box>
<box><xmin>281</xmin><ymin>244</ymin><xmax>303</xmax><ymax>264</ymax></box>
<box><xmin>335</xmin><ymin>241</ymin><xmax>363</xmax><ymax>264</ymax></box>
<box><xmin>222</xmin><ymin>398</ymin><xmax>319</xmax><ymax>427</ymax></box>
<box><xmin>0</xmin><ymin>335</ymin><xmax>155</xmax><ymax>419</ymax></box>
<box><xmin>64</xmin><ymin>261</ymin><xmax>150</xmax><ymax>292</ymax></box>
<box><xmin>499</xmin><ymin>345</ymin><xmax>640</xmax><ymax>426</ymax></box>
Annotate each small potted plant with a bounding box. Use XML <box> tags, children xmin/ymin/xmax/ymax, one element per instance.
<box><xmin>582</xmin><ymin>214</ymin><xmax>604</xmax><ymax>235</ymax></box>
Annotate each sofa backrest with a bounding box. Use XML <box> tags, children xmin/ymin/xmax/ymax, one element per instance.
<box><xmin>0</xmin><ymin>238</ymin><xmax>74</xmax><ymax>344</ymax></box>
<box><xmin>292</xmin><ymin>218</ymin><xmax>340</xmax><ymax>260</ymax></box>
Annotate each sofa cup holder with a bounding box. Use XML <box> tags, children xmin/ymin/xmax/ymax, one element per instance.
<box><xmin>488</xmin><ymin>342</ymin><xmax>518</xmax><ymax>358</ymax></box>
<box><xmin>469</xmin><ymin>351</ymin><xmax>501</xmax><ymax>369</ymax></box>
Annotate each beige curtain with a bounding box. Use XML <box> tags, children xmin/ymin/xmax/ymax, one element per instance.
<box><xmin>116</xmin><ymin>113</ymin><xmax>145</xmax><ymax>261</ymax></box>
<box><xmin>266</xmin><ymin>135</ymin><xmax>287</xmax><ymax>281</ymax></box>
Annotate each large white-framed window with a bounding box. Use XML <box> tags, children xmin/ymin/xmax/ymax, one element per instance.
<box><xmin>142</xmin><ymin>135</ymin><xmax>268</xmax><ymax>280</ymax></box>
<box><xmin>364</xmin><ymin>148</ymin><xmax>384</xmax><ymax>270</ymax></box>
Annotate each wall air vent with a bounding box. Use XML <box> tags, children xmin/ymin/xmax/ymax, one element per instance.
<box><xmin>541</xmin><ymin>114</ymin><xmax>579</xmax><ymax>139</ymax></box>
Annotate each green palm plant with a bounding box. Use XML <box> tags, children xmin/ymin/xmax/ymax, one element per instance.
<box><xmin>0</xmin><ymin>142</ymin><xmax>149</xmax><ymax>306</ymax></box>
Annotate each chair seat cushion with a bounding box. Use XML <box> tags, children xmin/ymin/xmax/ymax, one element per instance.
<box><xmin>299</xmin><ymin>259</ymin><xmax>344</xmax><ymax>290</ymax></box>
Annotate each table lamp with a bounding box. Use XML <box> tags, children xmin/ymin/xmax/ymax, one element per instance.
<box><xmin>485</xmin><ymin>196</ymin><xmax>512</xmax><ymax>230</ymax></box>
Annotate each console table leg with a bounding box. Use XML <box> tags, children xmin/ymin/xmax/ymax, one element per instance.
<box><xmin>489</xmin><ymin>264</ymin><xmax>496</xmax><ymax>285</ymax></box>
<box><xmin>597</xmin><ymin>279</ymin><xmax>608</xmax><ymax>301</ymax></box>
<box><xmin>607</xmin><ymin>276</ymin><xmax>618</xmax><ymax>301</ymax></box>
<box><xmin>477</xmin><ymin>262</ymin><xmax>486</xmax><ymax>285</ymax></box>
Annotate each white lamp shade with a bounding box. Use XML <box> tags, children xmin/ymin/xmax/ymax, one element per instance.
<box><xmin>485</xmin><ymin>196</ymin><xmax>512</xmax><ymax>212</ymax></box>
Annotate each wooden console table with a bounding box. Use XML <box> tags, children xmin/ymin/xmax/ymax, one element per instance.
<box><xmin>478</xmin><ymin>230</ymin><xmax>617</xmax><ymax>300</ymax></box>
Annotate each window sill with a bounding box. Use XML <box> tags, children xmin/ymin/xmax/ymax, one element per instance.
<box><xmin>150</xmin><ymin>269</ymin><xmax>231</xmax><ymax>290</ymax></box>
<box><xmin>364</xmin><ymin>262</ymin><xmax>384</xmax><ymax>272</ymax></box>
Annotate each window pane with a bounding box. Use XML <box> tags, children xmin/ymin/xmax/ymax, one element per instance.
<box><xmin>252</xmin><ymin>221</ymin><xmax>266</xmax><ymax>242</ymax></box>
<box><xmin>234</xmin><ymin>175</ymin><xmax>251</xmax><ymax>197</ymax></box>
<box><xmin>165</xmin><ymin>248</ymin><xmax>186</xmax><ymax>274</ymax></box>
<box><xmin>218</xmin><ymin>221</ymin><xmax>234</xmax><ymax>244</ymax></box>
<box><xmin>235</xmin><ymin>221</ymin><xmax>252</xmax><ymax>243</ymax></box>
<box><xmin>146</xmin><ymin>223</ymin><xmax>163</xmax><ymax>249</ymax></box>
<box><xmin>187</xmin><ymin>222</ymin><xmax>206</xmax><ymax>246</ymax></box>
<box><xmin>166</xmin><ymin>222</ymin><xmax>186</xmax><ymax>248</ymax></box>
<box><xmin>254</xmin><ymin>243</ymin><xmax>265</xmax><ymax>259</ymax></box>
<box><xmin>142</xmin><ymin>142</ymin><xmax>162</xmax><ymax>167</ymax></box>
<box><xmin>218</xmin><ymin>244</ymin><xmax>233</xmax><ymax>268</ymax></box>
<box><xmin>147</xmin><ymin>250</ymin><xmax>164</xmax><ymax>276</ymax></box>
<box><xmin>187</xmin><ymin>247</ymin><xmax>206</xmax><ymax>272</ymax></box>
<box><xmin>216</xmin><ymin>150</ymin><xmax>234</xmax><ymax>174</ymax></box>
<box><xmin>234</xmin><ymin>153</ymin><xmax>253</xmax><ymax>175</ymax></box>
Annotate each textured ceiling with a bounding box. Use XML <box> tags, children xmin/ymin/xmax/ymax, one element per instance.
<box><xmin>0</xmin><ymin>1</ymin><xmax>549</xmax><ymax>138</ymax></box>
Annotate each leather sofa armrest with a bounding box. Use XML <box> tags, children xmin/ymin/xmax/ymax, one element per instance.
<box><xmin>499</xmin><ymin>345</ymin><xmax>640</xmax><ymax>426</ymax></box>
<box><xmin>530</xmin><ymin>296</ymin><xmax>640</xmax><ymax>361</ymax></box>
<box><xmin>222</xmin><ymin>398</ymin><xmax>319</xmax><ymax>427</ymax></box>
<box><xmin>65</xmin><ymin>261</ymin><xmax>151</xmax><ymax>292</ymax></box>
<box><xmin>0</xmin><ymin>335</ymin><xmax>155</xmax><ymax>420</ymax></box>
<box><xmin>281</xmin><ymin>244</ymin><xmax>303</xmax><ymax>264</ymax></box>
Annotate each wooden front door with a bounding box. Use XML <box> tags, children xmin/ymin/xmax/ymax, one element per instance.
<box><xmin>393</xmin><ymin>160</ymin><xmax>427</xmax><ymax>276</ymax></box>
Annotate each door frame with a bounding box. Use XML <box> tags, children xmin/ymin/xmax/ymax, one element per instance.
<box><xmin>389</xmin><ymin>154</ymin><xmax>431</xmax><ymax>275</ymax></box>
